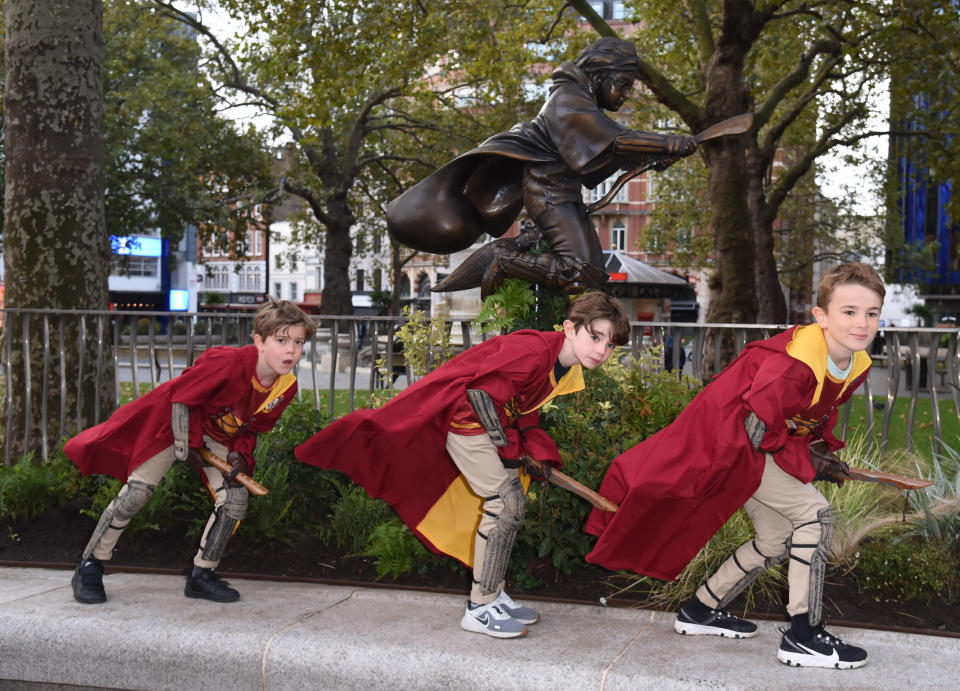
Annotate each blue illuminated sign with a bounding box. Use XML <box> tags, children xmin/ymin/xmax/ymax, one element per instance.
<box><xmin>168</xmin><ymin>290</ymin><xmax>189</xmax><ymax>311</ymax></box>
<box><xmin>111</xmin><ymin>235</ymin><xmax>163</xmax><ymax>257</ymax></box>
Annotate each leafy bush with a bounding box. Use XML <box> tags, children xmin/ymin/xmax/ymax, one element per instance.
<box><xmin>853</xmin><ymin>534</ymin><xmax>957</xmax><ymax>604</ymax></box>
<box><xmin>394</xmin><ymin>306</ymin><xmax>456</xmax><ymax>376</ymax></box>
<box><xmin>329</xmin><ymin>485</ymin><xmax>395</xmax><ymax>554</ymax></box>
<box><xmin>361</xmin><ymin>518</ymin><xmax>432</xmax><ymax>580</ymax></box>
<box><xmin>0</xmin><ymin>450</ymin><xmax>87</xmax><ymax>521</ymax></box>
<box><xmin>241</xmin><ymin>397</ymin><xmax>338</xmax><ymax>544</ymax></box>
<box><xmin>82</xmin><ymin>461</ymin><xmax>207</xmax><ymax>537</ymax></box>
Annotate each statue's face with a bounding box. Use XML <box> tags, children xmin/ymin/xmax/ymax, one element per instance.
<box><xmin>597</xmin><ymin>71</ymin><xmax>634</xmax><ymax>111</ymax></box>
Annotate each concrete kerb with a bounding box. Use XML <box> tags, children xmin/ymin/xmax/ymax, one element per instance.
<box><xmin>1</xmin><ymin>566</ymin><xmax>959</xmax><ymax>690</ymax></box>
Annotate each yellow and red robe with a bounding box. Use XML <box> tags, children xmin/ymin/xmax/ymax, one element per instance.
<box><xmin>585</xmin><ymin>324</ymin><xmax>871</xmax><ymax>580</ymax></box>
<box><xmin>296</xmin><ymin>329</ymin><xmax>583</xmax><ymax>567</ymax></box>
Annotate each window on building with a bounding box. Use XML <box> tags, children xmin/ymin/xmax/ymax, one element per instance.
<box><xmin>587</xmin><ymin>1</ymin><xmax>624</xmax><ymax>20</ymax></box>
<box><xmin>356</xmin><ymin>269</ymin><xmax>364</xmax><ymax>292</ymax></box>
<box><xmin>253</xmin><ymin>230</ymin><xmax>262</xmax><ymax>256</ymax></box>
<box><xmin>112</xmin><ymin>256</ymin><xmax>160</xmax><ymax>277</ymax></box>
<box><xmin>207</xmin><ymin>264</ymin><xmax>230</xmax><ymax>290</ymax></box>
<box><xmin>274</xmin><ymin>282</ymin><xmax>282</xmax><ymax>298</ymax></box>
<box><xmin>610</xmin><ymin>221</ymin><xmax>626</xmax><ymax>251</ymax></box>
<box><xmin>289</xmin><ymin>282</ymin><xmax>298</xmax><ymax>301</ymax></box>
<box><xmin>399</xmin><ymin>274</ymin><xmax>411</xmax><ymax>298</ymax></box>
<box><xmin>372</xmin><ymin>233</ymin><xmax>382</xmax><ymax>254</ymax></box>
<box><xmin>239</xmin><ymin>265</ymin><xmax>262</xmax><ymax>291</ymax></box>
<box><xmin>374</xmin><ymin>268</ymin><xmax>382</xmax><ymax>292</ymax></box>
<box><xmin>275</xmin><ymin>254</ymin><xmax>283</xmax><ymax>270</ymax></box>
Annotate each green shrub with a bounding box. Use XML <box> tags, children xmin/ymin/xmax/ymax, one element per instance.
<box><xmin>329</xmin><ymin>485</ymin><xmax>395</xmax><ymax>554</ymax></box>
<box><xmin>362</xmin><ymin>518</ymin><xmax>431</xmax><ymax>580</ymax></box>
<box><xmin>241</xmin><ymin>397</ymin><xmax>339</xmax><ymax>544</ymax></box>
<box><xmin>82</xmin><ymin>461</ymin><xmax>207</xmax><ymax>537</ymax></box>
<box><xmin>853</xmin><ymin>534</ymin><xmax>957</xmax><ymax>604</ymax></box>
<box><xmin>0</xmin><ymin>449</ymin><xmax>87</xmax><ymax>521</ymax></box>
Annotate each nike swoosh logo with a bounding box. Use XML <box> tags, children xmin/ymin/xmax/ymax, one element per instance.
<box><xmin>797</xmin><ymin>641</ymin><xmax>840</xmax><ymax>664</ymax></box>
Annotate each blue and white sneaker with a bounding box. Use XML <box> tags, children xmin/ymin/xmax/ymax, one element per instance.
<box><xmin>493</xmin><ymin>590</ymin><xmax>540</xmax><ymax>625</ymax></box>
<box><xmin>460</xmin><ymin>601</ymin><xmax>528</xmax><ymax>638</ymax></box>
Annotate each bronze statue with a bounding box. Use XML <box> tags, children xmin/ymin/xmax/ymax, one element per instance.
<box><xmin>386</xmin><ymin>37</ymin><xmax>699</xmax><ymax>297</ymax></box>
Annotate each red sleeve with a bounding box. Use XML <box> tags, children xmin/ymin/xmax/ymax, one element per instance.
<box><xmin>741</xmin><ymin>357</ymin><xmax>821</xmax><ymax>482</ymax></box>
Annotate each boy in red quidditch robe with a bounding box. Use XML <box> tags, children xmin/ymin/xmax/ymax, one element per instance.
<box><xmin>66</xmin><ymin>299</ymin><xmax>314</xmax><ymax>604</ymax></box>
<box><xmin>586</xmin><ymin>262</ymin><xmax>885</xmax><ymax>670</ymax></box>
<box><xmin>296</xmin><ymin>292</ymin><xmax>630</xmax><ymax>639</ymax></box>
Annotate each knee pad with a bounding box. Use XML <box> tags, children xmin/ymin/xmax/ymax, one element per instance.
<box><xmin>221</xmin><ymin>485</ymin><xmax>249</xmax><ymax>521</ymax></box>
<box><xmin>714</xmin><ymin>539</ymin><xmax>787</xmax><ymax>609</ymax></box>
<box><xmin>82</xmin><ymin>480</ymin><xmax>156</xmax><ymax>560</ymax></box>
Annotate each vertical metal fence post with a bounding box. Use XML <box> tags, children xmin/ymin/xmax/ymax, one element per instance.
<box><xmin>22</xmin><ymin>313</ymin><xmax>32</xmax><ymax>456</ymax></box>
<box><xmin>41</xmin><ymin>315</ymin><xmax>50</xmax><ymax>460</ymax></box>
<box><xmin>59</xmin><ymin>316</ymin><xmax>68</xmax><ymax>443</ymax></box>
<box><xmin>4</xmin><ymin>314</ymin><xmax>14</xmax><ymax>464</ymax></box>
<box><xmin>129</xmin><ymin>315</ymin><xmax>139</xmax><ymax>400</ymax></box>
<box><xmin>95</xmin><ymin>314</ymin><xmax>104</xmax><ymax>425</ymax></box>
<box><xmin>76</xmin><ymin>314</ymin><xmax>86</xmax><ymax>430</ymax></box>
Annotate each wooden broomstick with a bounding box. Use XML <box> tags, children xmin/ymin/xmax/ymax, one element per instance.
<box><xmin>522</xmin><ymin>457</ymin><xmax>618</xmax><ymax>512</ymax></box>
<box><xmin>198</xmin><ymin>448</ymin><xmax>269</xmax><ymax>496</ymax></box>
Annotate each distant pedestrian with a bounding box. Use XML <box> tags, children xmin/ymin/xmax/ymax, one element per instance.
<box><xmin>587</xmin><ymin>262</ymin><xmax>885</xmax><ymax>669</ymax></box>
<box><xmin>67</xmin><ymin>299</ymin><xmax>314</xmax><ymax>604</ymax></box>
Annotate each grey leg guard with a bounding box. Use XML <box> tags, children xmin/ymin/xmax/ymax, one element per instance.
<box><xmin>82</xmin><ymin>480</ymin><xmax>156</xmax><ymax>561</ymax></box>
<box><xmin>199</xmin><ymin>486</ymin><xmax>249</xmax><ymax>563</ymax></box>
<box><xmin>708</xmin><ymin>539</ymin><xmax>788</xmax><ymax>610</ymax></box>
<box><xmin>477</xmin><ymin>477</ymin><xmax>525</xmax><ymax>598</ymax></box>
<box><xmin>791</xmin><ymin>506</ymin><xmax>833</xmax><ymax>625</ymax></box>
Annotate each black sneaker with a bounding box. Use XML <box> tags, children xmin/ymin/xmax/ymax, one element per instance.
<box><xmin>777</xmin><ymin>624</ymin><xmax>868</xmax><ymax>669</ymax></box>
<box><xmin>184</xmin><ymin>566</ymin><xmax>240</xmax><ymax>603</ymax></box>
<box><xmin>674</xmin><ymin>603</ymin><xmax>758</xmax><ymax>638</ymax></box>
<box><xmin>72</xmin><ymin>558</ymin><xmax>106</xmax><ymax>604</ymax></box>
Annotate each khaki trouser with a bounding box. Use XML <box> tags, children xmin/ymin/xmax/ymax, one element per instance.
<box><xmin>696</xmin><ymin>454</ymin><xmax>831</xmax><ymax>621</ymax></box>
<box><xmin>445</xmin><ymin>432</ymin><xmax>517</xmax><ymax>605</ymax></box>
<box><xmin>90</xmin><ymin>437</ymin><xmax>245</xmax><ymax>569</ymax></box>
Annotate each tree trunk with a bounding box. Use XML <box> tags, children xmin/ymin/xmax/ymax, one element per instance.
<box><xmin>746</xmin><ymin>146</ymin><xmax>788</xmax><ymax>324</ymax></box>
<box><xmin>320</xmin><ymin>198</ymin><xmax>355</xmax><ymax>316</ymax></box>
<box><xmin>702</xmin><ymin>138</ymin><xmax>757</xmax><ymax>324</ymax></box>
<box><xmin>3</xmin><ymin>0</ymin><xmax>114</xmax><ymax>461</ymax></box>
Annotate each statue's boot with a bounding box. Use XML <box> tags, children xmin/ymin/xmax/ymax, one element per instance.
<box><xmin>479</xmin><ymin>249</ymin><xmax>608</xmax><ymax>299</ymax></box>
<box><xmin>432</xmin><ymin>238</ymin><xmax>519</xmax><ymax>294</ymax></box>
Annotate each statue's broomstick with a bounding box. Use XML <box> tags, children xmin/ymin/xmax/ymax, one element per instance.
<box><xmin>198</xmin><ymin>448</ymin><xmax>269</xmax><ymax>496</ymax></box>
<box><xmin>588</xmin><ymin>112</ymin><xmax>755</xmax><ymax>214</ymax></box>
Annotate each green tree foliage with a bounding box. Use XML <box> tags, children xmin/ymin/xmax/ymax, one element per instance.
<box><xmin>568</xmin><ymin>0</ymin><xmax>915</xmax><ymax>325</ymax></box>
<box><xmin>104</xmin><ymin>1</ymin><xmax>273</xmax><ymax>257</ymax></box>
<box><xmin>151</xmin><ymin>0</ymin><xmax>581</xmax><ymax>314</ymax></box>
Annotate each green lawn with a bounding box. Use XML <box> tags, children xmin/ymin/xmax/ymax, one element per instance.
<box><xmin>844</xmin><ymin>395</ymin><xmax>960</xmax><ymax>457</ymax></box>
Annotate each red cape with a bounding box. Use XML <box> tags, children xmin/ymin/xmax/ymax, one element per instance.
<box><xmin>584</xmin><ymin>325</ymin><xmax>870</xmax><ymax>580</ymax></box>
<box><xmin>295</xmin><ymin>330</ymin><xmax>579</xmax><ymax>565</ymax></box>
<box><xmin>64</xmin><ymin>345</ymin><xmax>297</xmax><ymax>482</ymax></box>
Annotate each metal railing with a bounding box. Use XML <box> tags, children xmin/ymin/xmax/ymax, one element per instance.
<box><xmin>1</xmin><ymin>308</ymin><xmax>958</xmax><ymax>462</ymax></box>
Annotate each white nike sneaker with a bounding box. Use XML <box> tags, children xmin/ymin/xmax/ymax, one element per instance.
<box><xmin>460</xmin><ymin>600</ymin><xmax>528</xmax><ymax>639</ymax></box>
<box><xmin>493</xmin><ymin>590</ymin><xmax>540</xmax><ymax>625</ymax></box>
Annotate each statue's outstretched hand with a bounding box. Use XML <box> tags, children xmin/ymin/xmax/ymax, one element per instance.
<box><xmin>668</xmin><ymin>135</ymin><xmax>698</xmax><ymax>157</ymax></box>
